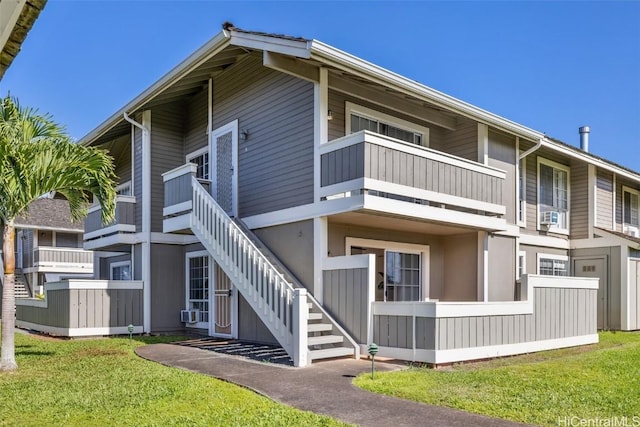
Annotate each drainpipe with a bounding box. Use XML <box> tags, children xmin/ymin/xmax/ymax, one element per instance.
<box><xmin>123</xmin><ymin>112</ymin><xmax>152</xmax><ymax>334</ymax></box>
<box><xmin>519</xmin><ymin>137</ymin><xmax>543</xmax><ymax>160</ymax></box>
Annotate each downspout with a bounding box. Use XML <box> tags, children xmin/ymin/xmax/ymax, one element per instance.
<box><xmin>123</xmin><ymin>112</ymin><xmax>152</xmax><ymax>334</ymax></box>
<box><xmin>519</xmin><ymin>137</ymin><xmax>543</xmax><ymax>160</ymax></box>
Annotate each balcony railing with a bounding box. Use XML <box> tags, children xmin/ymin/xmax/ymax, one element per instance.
<box><xmin>31</xmin><ymin>247</ymin><xmax>93</xmax><ymax>272</ymax></box>
<box><xmin>84</xmin><ymin>195</ymin><xmax>136</xmax><ymax>238</ymax></box>
<box><xmin>162</xmin><ymin>163</ymin><xmax>210</xmax><ymax>233</ymax></box>
<box><xmin>320</xmin><ymin>131</ymin><xmax>506</xmax><ymax>216</ymax></box>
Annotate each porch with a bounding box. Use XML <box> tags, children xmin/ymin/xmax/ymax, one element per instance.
<box><xmin>15</xmin><ymin>279</ymin><xmax>144</xmax><ymax>337</ymax></box>
<box><xmin>84</xmin><ymin>195</ymin><xmax>137</xmax><ymax>249</ymax></box>
<box><xmin>322</xmin><ymin>254</ymin><xmax>599</xmax><ymax>364</ymax></box>
<box><xmin>27</xmin><ymin>247</ymin><xmax>93</xmax><ymax>272</ymax></box>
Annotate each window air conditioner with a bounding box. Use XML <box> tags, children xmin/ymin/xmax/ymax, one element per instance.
<box><xmin>627</xmin><ymin>226</ymin><xmax>639</xmax><ymax>238</ymax></box>
<box><xmin>180</xmin><ymin>309</ymin><xmax>199</xmax><ymax>324</ymax></box>
<box><xmin>540</xmin><ymin>211</ymin><xmax>559</xmax><ymax>225</ymax></box>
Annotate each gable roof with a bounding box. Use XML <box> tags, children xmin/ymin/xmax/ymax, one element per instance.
<box><xmin>14</xmin><ymin>198</ymin><xmax>84</xmax><ymax>232</ymax></box>
<box><xmin>79</xmin><ymin>25</ymin><xmax>639</xmax><ymax>183</ymax></box>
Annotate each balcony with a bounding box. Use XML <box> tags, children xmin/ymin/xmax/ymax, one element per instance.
<box><xmin>319</xmin><ymin>131</ymin><xmax>507</xmax><ymax>231</ymax></box>
<box><xmin>162</xmin><ymin>163</ymin><xmax>210</xmax><ymax>234</ymax></box>
<box><xmin>84</xmin><ymin>196</ymin><xmax>136</xmax><ymax>249</ymax></box>
<box><xmin>29</xmin><ymin>247</ymin><xmax>93</xmax><ymax>273</ymax></box>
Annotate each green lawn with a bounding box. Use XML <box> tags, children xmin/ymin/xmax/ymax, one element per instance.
<box><xmin>355</xmin><ymin>331</ymin><xmax>640</xmax><ymax>426</ymax></box>
<box><xmin>0</xmin><ymin>330</ymin><xmax>346</xmax><ymax>427</ymax></box>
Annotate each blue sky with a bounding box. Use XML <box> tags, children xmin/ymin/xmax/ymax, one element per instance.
<box><xmin>2</xmin><ymin>1</ymin><xmax>639</xmax><ymax>171</ymax></box>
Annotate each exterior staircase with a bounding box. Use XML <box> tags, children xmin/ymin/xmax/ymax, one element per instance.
<box><xmin>190</xmin><ymin>177</ymin><xmax>358</xmax><ymax>366</ymax></box>
<box><xmin>14</xmin><ymin>270</ymin><xmax>31</xmax><ymax>298</ymax></box>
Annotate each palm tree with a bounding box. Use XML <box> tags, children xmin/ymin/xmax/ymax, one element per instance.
<box><xmin>0</xmin><ymin>96</ymin><xmax>116</xmax><ymax>371</ymax></box>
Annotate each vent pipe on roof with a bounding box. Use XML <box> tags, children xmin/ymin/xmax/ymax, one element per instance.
<box><xmin>579</xmin><ymin>126</ymin><xmax>590</xmax><ymax>152</ymax></box>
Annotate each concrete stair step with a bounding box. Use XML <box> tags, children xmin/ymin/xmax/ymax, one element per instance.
<box><xmin>307</xmin><ymin>323</ymin><xmax>333</xmax><ymax>333</ymax></box>
<box><xmin>308</xmin><ymin>335</ymin><xmax>343</xmax><ymax>346</ymax></box>
<box><xmin>309</xmin><ymin>346</ymin><xmax>354</xmax><ymax>361</ymax></box>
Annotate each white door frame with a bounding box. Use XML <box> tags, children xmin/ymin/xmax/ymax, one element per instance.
<box><xmin>210</xmin><ymin>119</ymin><xmax>239</xmax><ymax>217</ymax></box>
<box><xmin>185</xmin><ymin>250</ymin><xmax>213</xmax><ymax>331</ymax></box>
<box><xmin>209</xmin><ymin>262</ymin><xmax>238</xmax><ymax>339</ymax></box>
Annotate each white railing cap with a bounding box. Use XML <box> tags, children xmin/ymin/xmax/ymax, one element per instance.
<box><xmin>163</xmin><ymin>163</ymin><xmax>197</xmax><ymax>182</ymax></box>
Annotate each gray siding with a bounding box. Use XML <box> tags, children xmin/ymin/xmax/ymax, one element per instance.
<box><xmin>520</xmin><ymin>244</ymin><xmax>568</xmax><ymax>276</ymax></box>
<box><xmin>150</xmin><ymin>244</ymin><xmax>185</xmax><ymax>332</ymax></box>
<box><xmin>184</xmin><ymin>90</ymin><xmax>208</xmax><ymax>157</ymax></box>
<box><xmin>374</xmin><ymin>315</ymin><xmax>413</xmax><ymax>349</ymax></box>
<box><xmin>151</xmin><ymin>103</ymin><xmax>186</xmax><ymax>232</ymax></box>
<box><xmin>488</xmin><ymin>130</ymin><xmax>516</xmax><ymax>223</ymax></box>
<box><xmin>56</xmin><ymin>232</ymin><xmax>80</xmax><ymax>248</ymax></box>
<box><xmin>164</xmin><ymin>169</ymin><xmax>194</xmax><ymax>208</ymax></box>
<box><xmin>571</xmin><ymin>162</ymin><xmax>589</xmax><ymax>239</ymax></box>
<box><xmin>212</xmin><ymin>54</ymin><xmax>314</xmax><ymax>217</ymax></box>
<box><xmin>435</xmin><ymin>117</ymin><xmax>477</xmax><ymax>162</ymax></box>
<box><xmin>488</xmin><ymin>235</ymin><xmax>516</xmax><ymax>301</ymax></box>
<box><xmin>442</xmin><ymin>233</ymin><xmax>477</xmax><ymax>301</ymax></box>
<box><xmin>596</xmin><ymin>169</ymin><xmax>614</xmax><ymax>230</ymax></box>
<box><xmin>99</xmin><ymin>254</ymin><xmax>131</xmax><ymax>280</ymax></box>
<box><xmin>114</xmin><ymin>134</ymin><xmax>132</xmax><ymax>184</ymax></box>
<box><xmin>253</xmin><ymin>220</ymin><xmax>314</xmax><ymax>291</ymax></box>
<box><xmin>34</xmin><ymin>248</ymin><xmax>92</xmax><ymax>266</ymax></box>
<box><xmin>238</xmin><ymin>294</ymin><xmax>277</xmax><ymax>345</ymax></box>
<box><xmin>16</xmin><ymin>287</ymin><xmax>143</xmax><ymax>331</ymax></box>
<box><xmin>321</xmin><ymin>141</ymin><xmax>503</xmax><ymax>205</ymax></box>
<box><xmin>323</xmin><ymin>268</ymin><xmax>369</xmax><ymax>343</ymax></box>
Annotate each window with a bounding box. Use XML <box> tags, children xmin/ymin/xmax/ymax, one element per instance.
<box><xmin>518</xmin><ymin>251</ymin><xmax>526</xmax><ymax>279</ymax></box>
<box><xmin>115</xmin><ymin>181</ymin><xmax>132</xmax><ymax>196</ymax></box>
<box><xmin>110</xmin><ymin>261</ymin><xmax>131</xmax><ymax>280</ymax></box>
<box><xmin>186</xmin><ymin>147</ymin><xmax>210</xmax><ymax>180</ymax></box>
<box><xmin>346</xmin><ymin>102</ymin><xmax>429</xmax><ymax>147</ymax></box>
<box><xmin>623</xmin><ymin>187</ymin><xmax>639</xmax><ymax>236</ymax></box>
<box><xmin>538</xmin><ymin>158</ymin><xmax>570</xmax><ymax>232</ymax></box>
<box><xmin>538</xmin><ymin>254</ymin><xmax>568</xmax><ymax>277</ymax></box>
<box><xmin>185</xmin><ymin>252</ymin><xmax>210</xmax><ymax>327</ymax></box>
<box><xmin>386</xmin><ymin>251</ymin><xmax>421</xmax><ymax>301</ymax></box>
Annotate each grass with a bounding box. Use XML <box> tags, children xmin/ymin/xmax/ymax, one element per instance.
<box><xmin>0</xmin><ymin>330</ymin><xmax>346</xmax><ymax>427</ymax></box>
<box><xmin>354</xmin><ymin>331</ymin><xmax>640</xmax><ymax>426</ymax></box>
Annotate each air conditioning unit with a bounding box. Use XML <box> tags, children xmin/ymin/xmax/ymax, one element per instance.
<box><xmin>180</xmin><ymin>309</ymin><xmax>199</xmax><ymax>324</ymax></box>
<box><xmin>627</xmin><ymin>226</ymin><xmax>639</xmax><ymax>238</ymax></box>
<box><xmin>540</xmin><ymin>211</ymin><xmax>559</xmax><ymax>225</ymax></box>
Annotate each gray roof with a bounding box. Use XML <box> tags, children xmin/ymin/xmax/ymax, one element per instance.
<box><xmin>14</xmin><ymin>198</ymin><xmax>84</xmax><ymax>231</ymax></box>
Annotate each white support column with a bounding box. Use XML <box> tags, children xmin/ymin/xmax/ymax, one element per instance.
<box><xmin>292</xmin><ymin>288</ymin><xmax>308</xmax><ymax>367</ymax></box>
<box><xmin>141</xmin><ymin>110</ymin><xmax>152</xmax><ymax>333</ymax></box>
<box><xmin>313</xmin><ymin>67</ymin><xmax>328</xmax><ymax>202</ymax></box>
<box><xmin>477</xmin><ymin>123</ymin><xmax>489</xmax><ymax>165</ymax></box>
<box><xmin>314</xmin><ymin>216</ymin><xmax>328</xmax><ymax>303</ymax></box>
<box><xmin>612</xmin><ymin>173</ymin><xmax>617</xmax><ymax>231</ymax></box>
<box><xmin>477</xmin><ymin>231</ymin><xmax>489</xmax><ymax>301</ymax></box>
<box><xmin>621</xmin><ymin>247</ymin><xmax>630</xmax><ymax>330</ymax></box>
<box><xmin>588</xmin><ymin>164</ymin><xmax>596</xmax><ymax>238</ymax></box>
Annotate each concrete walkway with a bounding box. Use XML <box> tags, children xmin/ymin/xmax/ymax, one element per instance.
<box><xmin>136</xmin><ymin>343</ymin><xmax>527</xmax><ymax>427</ymax></box>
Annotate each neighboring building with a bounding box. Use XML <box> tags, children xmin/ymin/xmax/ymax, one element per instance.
<box><xmin>0</xmin><ymin>0</ymin><xmax>47</xmax><ymax>80</ymax></box>
<box><xmin>1</xmin><ymin>197</ymin><xmax>93</xmax><ymax>298</ymax></box>
<box><xmin>19</xmin><ymin>26</ymin><xmax>639</xmax><ymax>366</ymax></box>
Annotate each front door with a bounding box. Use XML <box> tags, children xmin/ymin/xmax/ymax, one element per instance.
<box><xmin>211</xmin><ymin>120</ymin><xmax>238</xmax><ymax>217</ymax></box>
<box><xmin>573</xmin><ymin>257</ymin><xmax>608</xmax><ymax>329</ymax></box>
<box><xmin>211</xmin><ymin>263</ymin><xmax>234</xmax><ymax>337</ymax></box>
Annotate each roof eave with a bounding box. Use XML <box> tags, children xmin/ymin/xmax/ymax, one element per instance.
<box><xmin>79</xmin><ymin>30</ymin><xmax>231</xmax><ymax>145</ymax></box>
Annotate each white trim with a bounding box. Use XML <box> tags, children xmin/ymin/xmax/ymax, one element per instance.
<box><xmin>13</xmin><ymin>224</ymin><xmax>84</xmax><ymax>233</ymax></box>
<box><xmin>110</xmin><ymin>260</ymin><xmax>132</xmax><ymax>280</ymax></box>
<box><xmin>228</xmin><ymin>31</ymin><xmax>311</xmax><ymax>58</ymax></box>
<box><xmin>88</xmin><ymin>195</ymin><xmax>136</xmax><ymax>214</ymax></box>
<box><xmin>588</xmin><ymin>164</ymin><xmax>596</xmax><ymax>238</ymax></box>
<box><xmin>142</xmin><ymin>110</ymin><xmax>152</xmax><ymax>334</ymax></box>
<box><xmin>163</xmin><ymin>201</ymin><xmax>192</xmax><ymax>217</ymax></box>
<box><xmin>320</xmin><ymin>177</ymin><xmax>506</xmax><ymax>215</ymax></box>
<box><xmin>186</xmin><ymin>146</ymin><xmax>210</xmax><ymax>180</ymax></box>
<box><xmin>516</xmin><ymin>143</ymin><xmax>527</xmax><ymax>227</ymax></box>
<box><xmin>149</xmin><ymin>232</ymin><xmax>199</xmax><ymax>245</ymax></box>
<box><xmin>211</xmin><ymin>119</ymin><xmax>239</xmax><ymax>217</ymax></box>
<box><xmin>313</xmin><ymin>216</ymin><xmax>327</xmax><ymax>303</ymax></box>
<box><xmin>15</xmin><ymin>321</ymin><xmax>143</xmax><ymax>337</ymax></box>
<box><xmin>115</xmin><ymin>181</ymin><xmax>132</xmax><ymax>196</ymax></box>
<box><xmin>613</xmin><ymin>173</ymin><xmax>617</xmax><ymax>231</ymax></box>
<box><xmin>537</xmin><ymin>253</ymin><xmax>569</xmax><ymax>276</ymax></box>
<box><xmin>518</xmin><ymin>250</ymin><xmax>527</xmax><ymax>280</ymax></box>
<box><xmin>314</xmin><ymin>67</ymin><xmax>328</xmax><ymax>203</ymax></box>
<box><xmin>346</xmin><ymin>237</ymin><xmax>429</xmax><ymax>302</ymax></box>
<box><xmin>185</xmin><ymin>250</ymin><xmax>212</xmax><ymax>331</ymax></box>
<box><xmin>477</xmin><ymin>123</ymin><xmax>488</xmax><ymax>165</ymax></box>
<box><xmin>162</xmin><ymin>163</ymin><xmax>197</xmax><ymax>182</ymax></box>
<box><xmin>478</xmin><ymin>231</ymin><xmax>488</xmax><ymax>301</ymax></box>
<box><xmin>163</xmin><ymin>215</ymin><xmax>191</xmax><ymax>234</ymax></box>
<box><xmin>518</xmin><ymin>233</ymin><xmax>569</xmax><ymax>249</ymax></box>
<box><xmin>622</xmin><ymin>185</ymin><xmax>640</xmax><ymax>232</ymax></box>
<box><xmin>320</xmin><ymin>131</ymin><xmax>506</xmax><ymax>179</ymax></box>
<box><xmin>83</xmin><ymin>223</ymin><xmax>136</xmax><ymax>240</ymax></box>
<box><xmin>323</xmin><ymin>253</ymin><xmax>372</xmax><ymax>270</ymax></box>
<box><xmin>44</xmin><ymin>280</ymin><xmax>143</xmax><ymax>291</ymax></box>
<box><xmin>346</xmin><ymin>101</ymin><xmax>430</xmax><ymax>147</ymax></box>
<box><xmin>537</xmin><ymin>157</ymin><xmax>571</xmax><ymax>234</ymax></box>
